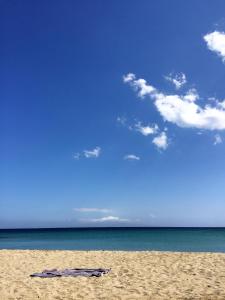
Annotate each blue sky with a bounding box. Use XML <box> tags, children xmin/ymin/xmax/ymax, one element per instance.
<box><xmin>1</xmin><ymin>0</ymin><xmax>225</xmax><ymax>228</ymax></box>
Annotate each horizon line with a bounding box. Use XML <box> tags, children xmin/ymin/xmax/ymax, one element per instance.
<box><xmin>1</xmin><ymin>226</ymin><xmax>225</xmax><ymax>230</ymax></box>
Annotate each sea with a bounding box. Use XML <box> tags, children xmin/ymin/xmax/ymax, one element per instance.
<box><xmin>0</xmin><ymin>227</ymin><xmax>225</xmax><ymax>252</ymax></box>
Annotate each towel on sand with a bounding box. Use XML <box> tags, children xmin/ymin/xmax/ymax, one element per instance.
<box><xmin>30</xmin><ymin>268</ymin><xmax>110</xmax><ymax>278</ymax></box>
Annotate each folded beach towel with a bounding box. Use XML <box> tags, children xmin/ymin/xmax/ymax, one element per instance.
<box><xmin>30</xmin><ymin>268</ymin><xmax>110</xmax><ymax>278</ymax></box>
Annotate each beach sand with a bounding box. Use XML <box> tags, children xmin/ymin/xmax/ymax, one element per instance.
<box><xmin>1</xmin><ymin>250</ymin><xmax>225</xmax><ymax>299</ymax></box>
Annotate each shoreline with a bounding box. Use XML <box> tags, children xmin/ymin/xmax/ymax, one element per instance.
<box><xmin>1</xmin><ymin>248</ymin><xmax>225</xmax><ymax>253</ymax></box>
<box><xmin>1</xmin><ymin>250</ymin><xmax>225</xmax><ymax>299</ymax></box>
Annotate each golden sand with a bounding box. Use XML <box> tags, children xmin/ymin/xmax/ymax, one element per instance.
<box><xmin>0</xmin><ymin>250</ymin><xmax>225</xmax><ymax>299</ymax></box>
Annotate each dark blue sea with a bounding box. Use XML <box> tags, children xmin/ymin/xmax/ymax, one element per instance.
<box><xmin>0</xmin><ymin>227</ymin><xmax>225</xmax><ymax>252</ymax></box>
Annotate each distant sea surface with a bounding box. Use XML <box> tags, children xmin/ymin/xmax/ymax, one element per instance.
<box><xmin>1</xmin><ymin>227</ymin><xmax>225</xmax><ymax>252</ymax></box>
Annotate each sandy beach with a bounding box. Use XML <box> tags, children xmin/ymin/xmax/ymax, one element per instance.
<box><xmin>1</xmin><ymin>250</ymin><xmax>225</xmax><ymax>299</ymax></box>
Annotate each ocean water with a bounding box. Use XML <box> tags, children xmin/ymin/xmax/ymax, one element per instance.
<box><xmin>0</xmin><ymin>227</ymin><xmax>225</xmax><ymax>252</ymax></box>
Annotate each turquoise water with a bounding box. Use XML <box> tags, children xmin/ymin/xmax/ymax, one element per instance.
<box><xmin>0</xmin><ymin>228</ymin><xmax>225</xmax><ymax>252</ymax></box>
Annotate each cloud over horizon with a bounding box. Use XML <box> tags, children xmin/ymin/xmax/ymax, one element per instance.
<box><xmin>87</xmin><ymin>216</ymin><xmax>129</xmax><ymax>222</ymax></box>
<box><xmin>74</xmin><ymin>208</ymin><xmax>111</xmax><ymax>213</ymax></box>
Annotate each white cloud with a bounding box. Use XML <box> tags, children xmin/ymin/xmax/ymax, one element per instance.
<box><xmin>165</xmin><ymin>72</ymin><xmax>187</xmax><ymax>89</ymax></box>
<box><xmin>152</xmin><ymin>131</ymin><xmax>168</xmax><ymax>150</ymax></box>
<box><xmin>83</xmin><ymin>147</ymin><xmax>101</xmax><ymax>158</ymax></box>
<box><xmin>117</xmin><ymin>117</ymin><xmax>158</xmax><ymax>135</ymax></box>
<box><xmin>89</xmin><ymin>216</ymin><xmax>129</xmax><ymax>222</ymax></box>
<box><xmin>135</xmin><ymin>122</ymin><xmax>158</xmax><ymax>136</ymax></box>
<box><xmin>123</xmin><ymin>73</ymin><xmax>136</xmax><ymax>83</ymax></box>
<box><xmin>204</xmin><ymin>31</ymin><xmax>225</xmax><ymax>61</ymax></box>
<box><xmin>74</xmin><ymin>208</ymin><xmax>111</xmax><ymax>213</ymax></box>
<box><xmin>123</xmin><ymin>73</ymin><xmax>155</xmax><ymax>98</ymax></box>
<box><xmin>73</xmin><ymin>153</ymin><xmax>80</xmax><ymax>160</ymax></box>
<box><xmin>214</xmin><ymin>134</ymin><xmax>222</xmax><ymax>145</ymax></box>
<box><xmin>154</xmin><ymin>93</ymin><xmax>225</xmax><ymax>130</ymax></box>
<box><xmin>124</xmin><ymin>154</ymin><xmax>140</xmax><ymax>161</ymax></box>
<box><xmin>124</xmin><ymin>73</ymin><xmax>225</xmax><ymax>131</ymax></box>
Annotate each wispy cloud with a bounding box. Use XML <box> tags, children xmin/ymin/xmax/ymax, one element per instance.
<box><xmin>117</xmin><ymin>116</ymin><xmax>127</xmax><ymax>126</ymax></box>
<box><xmin>117</xmin><ymin>117</ymin><xmax>158</xmax><ymax>136</ymax></box>
<box><xmin>83</xmin><ymin>147</ymin><xmax>101</xmax><ymax>158</ymax></box>
<box><xmin>135</xmin><ymin>122</ymin><xmax>158</xmax><ymax>136</ymax></box>
<box><xmin>123</xmin><ymin>73</ymin><xmax>225</xmax><ymax>131</ymax></box>
<box><xmin>73</xmin><ymin>153</ymin><xmax>80</xmax><ymax>160</ymax></box>
<box><xmin>218</xmin><ymin>100</ymin><xmax>225</xmax><ymax>109</ymax></box>
<box><xmin>124</xmin><ymin>154</ymin><xmax>140</xmax><ymax>161</ymax></box>
<box><xmin>88</xmin><ymin>216</ymin><xmax>129</xmax><ymax>222</ymax></box>
<box><xmin>165</xmin><ymin>72</ymin><xmax>187</xmax><ymax>90</ymax></box>
<box><xmin>149</xmin><ymin>213</ymin><xmax>156</xmax><ymax>219</ymax></box>
<box><xmin>204</xmin><ymin>31</ymin><xmax>225</xmax><ymax>62</ymax></box>
<box><xmin>152</xmin><ymin>131</ymin><xmax>168</xmax><ymax>150</ymax></box>
<box><xmin>74</xmin><ymin>208</ymin><xmax>111</xmax><ymax>213</ymax></box>
<box><xmin>214</xmin><ymin>134</ymin><xmax>222</xmax><ymax>145</ymax></box>
<box><xmin>73</xmin><ymin>146</ymin><xmax>101</xmax><ymax>160</ymax></box>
